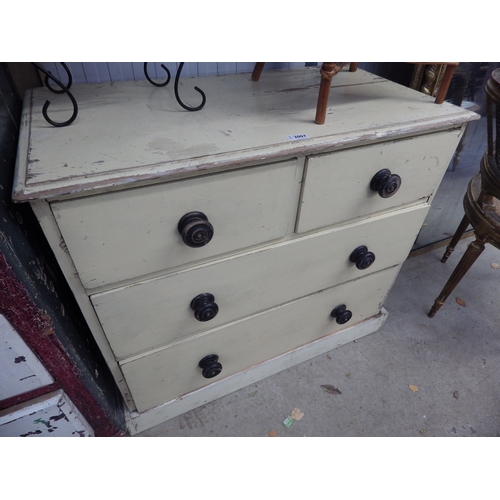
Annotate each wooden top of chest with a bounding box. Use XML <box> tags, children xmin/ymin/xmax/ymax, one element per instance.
<box><xmin>13</xmin><ymin>67</ymin><xmax>479</xmax><ymax>202</ymax></box>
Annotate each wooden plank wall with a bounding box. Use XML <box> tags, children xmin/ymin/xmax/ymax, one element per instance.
<box><xmin>42</xmin><ymin>62</ymin><xmax>313</xmax><ymax>84</ymax></box>
<box><xmin>40</xmin><ymin>63</ymin><xmax>413</xmax><ymax>88</ymax></box>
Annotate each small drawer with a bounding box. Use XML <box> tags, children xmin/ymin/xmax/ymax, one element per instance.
<box><xmin>296</xmin><ymin>129</ymin><xmax>462</xmax><ymax>233</ymax></box>
<box><xmin>119</xmin><ymin>265</ymin><xmax>401</xmax><ymax>413</ymax></box>
<box><xmin>92</xmin><ymin>203</ymin><xmax>428</xmax><ymax>359</ymax></box>
<box><xmin>51</xmin><ymin>159</ymin><xmax>303</xmax><ymax>289</ymax></box>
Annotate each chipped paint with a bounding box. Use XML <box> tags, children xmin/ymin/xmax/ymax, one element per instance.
<box><xmin>33</xmin><ymin>417</ymin><xmax>51</xmax><ymax>427</ymax></box>
<box><xmin>12</xmin><ymin>69</ymin><xmax>477</xmax><ymax>203</ymax></box>
<box><xmin>0</xmin><ymin>391</ymin><xmax>94</xmax><ymax>437</ymax></box>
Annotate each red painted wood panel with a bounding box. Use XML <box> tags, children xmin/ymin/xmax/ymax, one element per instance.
<box><xmin>0</xmin><ymin>253</ymin><xmax>124</xmax><ymax>436</ymax></box>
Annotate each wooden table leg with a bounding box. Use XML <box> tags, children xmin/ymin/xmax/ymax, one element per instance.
<box><xmin>251</xmin><ymin>63</ymin><xmax>265</xmax><ymax>82</ymax></box>
<box><xmin>315</xmin><ymin>63</ymin><xmax>349</xmax><ymax>125</ymax></box>
<box><xmin>428</xmin><ymin>236</ymin><xmax>485</xmax><ymax>317</ymax></box>
<box><xmin>441</xmin><ymin>214</ymin><xmax>471</xmax><ymax>263</ymax></box>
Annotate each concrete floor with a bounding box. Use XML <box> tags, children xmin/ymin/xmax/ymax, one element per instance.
<box><xmin>135</xmin><ymin>235</ymin><xmax>500</xmax><ymax>437</ymax></box>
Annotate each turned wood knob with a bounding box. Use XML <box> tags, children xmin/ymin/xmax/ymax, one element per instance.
<box><xmin>190</xmin><ymin>293</ymin><xmax>219</xmax><ymax>322</ymax></box>
<box><xmin>349</xmin><ymin>245</ymin><xmax>376</xmax><ymax>270</ymax></box>
<box><xmin>370</xmin><ymin>169</ymin><xmax>402</xmax><ymax>198</ymax></box>
<box><xmin>330</xmin><ymin>304</ymin><xmax>353</xmax><ymax>324</ymax></box>
<box><xmin>198</xmin><ymin>354</ymin><xmax>222</xmax><ymax>379</ymax></box>
<box><xmin>177</xmin><ymin>211</ymin><xmax>214</xmax><ymax>248</ymax></box>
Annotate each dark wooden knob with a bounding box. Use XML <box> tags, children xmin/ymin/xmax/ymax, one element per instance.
<box><xmin>178</xmin><ymin>211</ymin><xmax>214</xmax><ymax>248</ymax></box>
<box><xmin>190</xmin><ymin>293</ymin><xmax>219</xmax><ymax>322</ymax></box>
<box><xmin>370</xmin><ymin>169</ymin><xmax>401</xmax><ymax>198</ymax></box>
<box><xmin>349</xmin><ymin>245</ymin><xmax>376</xmax><ymax>270</ymax></box>
<box><xmin>330</xmin><ymin>304</ymin><xmax>353</xmax><ymax>324</ymax></box>
<box><xmin>198</xmin><ymin>354</ymin><xmax>222</xmax><ymax>379</ymax></box>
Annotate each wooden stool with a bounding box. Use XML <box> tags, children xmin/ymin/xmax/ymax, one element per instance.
<box><xmin>252</xmin><ymin>63</ymin><xmax>358</xmax><ymax>124</ymax></box>
<box><xmin>252</xmin><ymin>63</ymin><xmax>458</xmax><ymax>125</ymax></box>
<box><xmin>428</xmin><ymin>68</ymin><xmax>500</xmax><ymax>318</ymax></box>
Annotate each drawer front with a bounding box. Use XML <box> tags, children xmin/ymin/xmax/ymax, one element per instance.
<box><xmin>119</xmin><ymin>265</ymin><xmax>400</xmax><ymax>413</ymax></box>
<box><xmin>92</xmin><ymin>203</ymin><xmax>428</xmax><ymax>359</ymax></box>
<box><xmin>296</xmin><ymin>129</ymin><xmax>462</xmax><ymax>233</ymax></box>
<box><xmin>52</xmin><ymin>159</ymin><xmax>303</xmax><ymax>289</ymax></box>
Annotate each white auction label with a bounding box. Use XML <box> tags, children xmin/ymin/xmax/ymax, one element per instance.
<box><xmin>287</xmin><ymin>134</ymin><xmax>309</xmax><ymax>141</ymax></box>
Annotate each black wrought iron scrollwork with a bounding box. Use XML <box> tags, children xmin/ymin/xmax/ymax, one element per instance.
<box><xmin>143</xmin><ymin>62</ymin><xmax>171</xmax><ymax>87</ymax></box>
<box><xmin>174</xmin><ymin>62</ymin><xmax>206</xmax><ymax>111</ymax></box>
<box><xmin>44</xmin><ymin>62</ymin><xmax>73</xmax><ymax>94</ymax></box>
<box><xmin>144</xmin><ymin>62</ymin><xmax>206</xmax><ymax>112</ymax></box>
<box><xmin>31</xmin><ymin>61</ymin><xmax>205</xmax><ymax>127</ymax></box>
<box><xmin>32</xmin><ymin>63</ymin><xmax>78</xmax><ymax>127</ymax></box>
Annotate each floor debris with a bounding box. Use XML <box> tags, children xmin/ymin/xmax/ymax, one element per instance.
<box><xmin>456</xmin><ymin>297</ymin><xmax>466</xmax><ymax>307</ymax></box>
<box><xmin>283</xmin><ymin>408</ymin><xmax>304</xmax><ymax>427</ymax></box>
<box><xmin>409</xmin><ymin>384</ymin><xmax>419</xmax><ymax>392</ymax></box>
<box><xmin>321</xmin><ymin>384</ymin><xmax>342</xmax><ymax>395</ymax></box>
<box><xmin>290</xmin><ymin>408</ymin><xmax>304</xmax><ymax>420</ymax></box>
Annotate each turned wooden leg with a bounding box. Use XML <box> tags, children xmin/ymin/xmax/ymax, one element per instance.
<box><xmin>441</xmin><ymin>214</ymin><xmax>470</xmax><ymax>263</ymax></box>
<box><xmin>435</xmin><ymin>64</ymin><xmax>457</xmax><ymax>104</ymax></box>
<box><xmin>349</xmin><ymin>63</ymin><xmax>358</xmax><ymax>72</ymax></box>
<box><xmin>315</xmin><ymin>63</ymin><xmax>336</xmax><ymax>125</ymax></box>
<box><xmin>252</xmin><ymin>63</ymin><xmax>265</xmax><ymax>82</ymax></box>
<box><xmin>428</xmin><ymin>236</ymin><xmax>485</xmax><ymax>317</ymax></box>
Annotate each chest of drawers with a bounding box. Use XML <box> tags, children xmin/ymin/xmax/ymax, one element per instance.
<box><xmin>13</xmin><ymin>67</ymin><xmax>478</xmax><ymax>434</ymax></box>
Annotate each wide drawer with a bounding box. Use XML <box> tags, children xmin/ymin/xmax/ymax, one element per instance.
<box><xmin>92</xmin><ymin>203</ymin><xmax>428</xmax><ymax>359</ymax></box>
<box><xmin>296</xmin><ymin>129</ymin><xmax>463</xmax><ymax>233</ymax></box>
<box><xmin>51</xmin><ymin>159</ymin><xmax>303</xmax><ymax>289</ymax></box>
<box><xmin>120</xmin><ymin>265</ymin><xmax>400</xmax><ymax>413</ymax></box>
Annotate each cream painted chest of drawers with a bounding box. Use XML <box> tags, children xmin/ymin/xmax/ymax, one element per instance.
<box><xmin>13</xmin><ymin>67</ymin><xmax>478</xmax><ymax>434</ymax></box>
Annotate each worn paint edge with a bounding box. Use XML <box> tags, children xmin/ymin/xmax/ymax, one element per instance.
<box><xmin>13</xmin><ymin>116</ymin><xmax>477</xmax><ymax>203</ymax></box>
